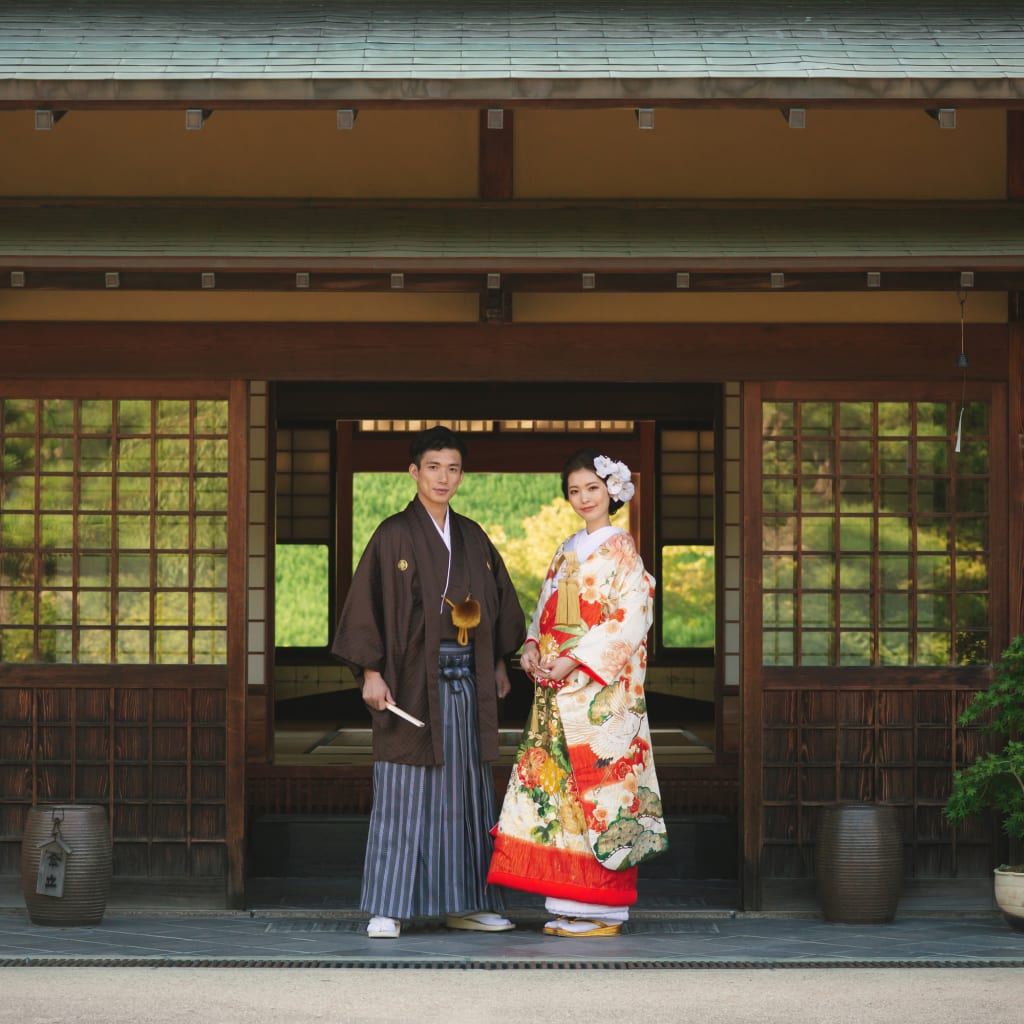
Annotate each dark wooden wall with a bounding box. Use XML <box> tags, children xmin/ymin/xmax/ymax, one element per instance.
<box><xmin>2</xmin><ymin>323</ymin><xmax>1019</xmax><ymax>909</ymax></box>
<box><xmin>246</xmin><ymin>764</ymin><xmax>739</xmax><ymax>821</ymax></box>
<box><xmin>0</xmin><ymin>669</ymin><xmax>228</xmax><ymax>878</ymax></box>
<box><xmin>741</xmin><ymin>373</ymin><xmax>1016</xmax><ymax>906</ymax></box>
<box><xmin>760</xmin><ymin>685</ymin><xmax>1001</xmax><ymax>882</ymax></box>
<box><xmin>0</xmin><ymin>379</ymin><xmax>247</xmax><ymax>905</ymax></box>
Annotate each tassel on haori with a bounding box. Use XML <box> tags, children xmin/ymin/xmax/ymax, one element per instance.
<box><xmin>554</xmin><ymin>551</ymin><xmax>582</xmax><ymax>629</ymax></box>
<box><xmin>445</xmin><ymin>595</ymin><xmax>481</xmax><ymax>646</ymax></box>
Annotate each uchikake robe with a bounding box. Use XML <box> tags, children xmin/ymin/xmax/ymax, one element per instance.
<box><xmin>487</xmin><ymin>528</ymin><xmax>668</xmax><ymax>906</ymax></box>
<box><xmin>331</xmin><ymin>498</ymin><xmax>525</xmax><ymax>766</ymax></box>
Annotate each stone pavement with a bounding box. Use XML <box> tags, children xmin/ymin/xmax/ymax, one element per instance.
<box><xmin>1</xmin><ymin>906</ymin><xmax>1022</xmax><ymax>969</ymax></box>
<box><xmin>1</xmin><ymin>873</ymin><xmax>1021</xmax><ymax>969</ymax></box>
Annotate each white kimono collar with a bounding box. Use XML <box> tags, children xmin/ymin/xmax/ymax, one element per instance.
<box><xmin>564</xmin><ymin>525</ymin><xmax>624</xmax><ymax>566</ymax></box>
<box><xmin>428</xmin><ymin>506</ymin><xmax>452</xmax><ymax>552</ymax></box>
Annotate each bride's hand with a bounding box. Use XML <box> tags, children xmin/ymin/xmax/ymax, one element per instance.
<box><xmin>519</xmin><ymin>645</ymin><xmax>540</xmax><ymax>676</ymax></box>
<box><xmin>538</xmin><ymin>656</ymin><xmax>576</xmax><ymax>684</ymax></box>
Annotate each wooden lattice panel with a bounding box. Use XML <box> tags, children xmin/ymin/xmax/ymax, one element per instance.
<box><xmin>761</xmin><ymin>685</ymin><xmax>1000</xmax><ymax>880</ymax></box>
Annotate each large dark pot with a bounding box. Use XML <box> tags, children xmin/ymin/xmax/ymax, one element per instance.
<box><xmin>20</xmin><ymin>804</ymin><xmax>112</xmax><ymax>927</ymax></box>
<box><xmin>816</xmin><ymin>803</ymin><xmax>903</xmax><ymax>924</ymax></box>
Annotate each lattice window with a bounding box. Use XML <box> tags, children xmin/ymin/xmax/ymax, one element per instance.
<box><xmin>275</xmin><ymin>427</ymin><xmax>332</xmax><ymax>543</ymax></box>
<box><xmin>274</xmin><ymin>427</ymin><xmax>333</xmax><ymax>649</ymax></box>
<box><xmin>660</xmin><ymin>427</ymin><xmax>715</xmax><ymax>546</ymax></box>
<box><xmin>500</xmin><ymin>420</ymin><xmax>634</xmax><ymax>433</ymax></box>
<box><xmin>657</xmin><ymin>425</ymin><xmax>716</xmax><ymax>652</ymax></box>
<box><xmin>359</xmin><ymin>419</ymin><xmax>492</xmax><ymax>433</ymax></box>
<box><xmin>0</xmin><ymin>397</ymin><xmax>229</xmax><ymax>665</ymax></box>
<box><xmin>761</xmin><ymin>398</ymin><xmax>991</xmax><ymax>667</ymax></box>
<box><xmin>359</xmin><ymin>420</ymin><xmax>634</xmax><ymax>433</ymax></box>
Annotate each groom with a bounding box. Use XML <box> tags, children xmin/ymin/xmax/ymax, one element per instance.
<box><xmin>331</xmin><ymin>425</ymin><xmax>525</xmax><ymax>938</ymax></box>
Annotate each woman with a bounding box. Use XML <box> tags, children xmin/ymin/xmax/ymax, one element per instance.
<box><xmin>487</xmin><ymin>450</ymin><xmax>668</xmax><ymax>937</ymax></box>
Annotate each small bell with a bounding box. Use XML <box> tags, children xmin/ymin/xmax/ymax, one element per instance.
<box><xmin>957</xmin><ymin>352</ymin><xmax>968</xmax><ymax>369</ymax></box>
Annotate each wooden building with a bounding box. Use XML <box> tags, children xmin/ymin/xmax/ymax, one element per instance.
<box><xmin>1</xmin><ymin>1</ymin><xmax>1022</xmax><ymax>911</ymax></box>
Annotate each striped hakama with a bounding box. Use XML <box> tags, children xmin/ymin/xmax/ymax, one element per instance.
<box><xmin>360</xmin><ymin>641</ymin><xmax>505</xmax><ymax>919</ymax></box>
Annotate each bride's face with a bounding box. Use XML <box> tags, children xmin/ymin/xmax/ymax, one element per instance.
<box><xmin>566</xmin><ymin>468</ymin><xmax>611</xmax><ymax>531</ymax></box>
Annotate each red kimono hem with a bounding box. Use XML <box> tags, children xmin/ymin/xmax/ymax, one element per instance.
<box><xmin>488</xmin><ymin>869</ymin><xmax>637</xmax><ymax>907</ymax></box>
<box><xmin>487</xmin><ymin>835</ymin><xmax>638</xmax><ymax>907</ymax></box>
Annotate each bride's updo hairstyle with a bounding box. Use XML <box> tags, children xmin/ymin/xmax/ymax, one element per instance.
<box><xmin>560</xmin><ymin>448</ymin><xmax>629</xmax><ymax>515</ymax></box>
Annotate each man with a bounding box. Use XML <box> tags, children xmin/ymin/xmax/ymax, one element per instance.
<box><xmin>331</xmin><ymin>425</ymin><xmax>525</xmax><ymax>938</ymax></box>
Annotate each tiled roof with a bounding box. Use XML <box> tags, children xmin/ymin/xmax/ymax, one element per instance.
<box><xmin>2</xmin><ymin>203</ymin><xmax>1024</xmax><ymax>267</ymax></box>
<box><xmin>2</xmin><ymin>2</ymin><xmax>1024</xmax><ymax>101</ymax></box>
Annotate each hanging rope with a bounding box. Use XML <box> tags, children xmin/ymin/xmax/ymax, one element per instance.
<box><xmin>955</xmin><ymin>291</ymin><xmax>968</xmax><ymax>454</ymax></box>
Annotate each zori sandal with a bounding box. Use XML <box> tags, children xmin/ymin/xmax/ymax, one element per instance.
<box><xmin>445</xmin><ymin>910</ymin><xmax>515</xmax><ymax>932</ymax></box>
<box><xmin>549</xmin><ymin>918</ymin><xmax>622</xmax><ymax>937</ymax></box>
<box><xmin>366</xmin><ymin>915</ymin><xmax>401</xmax><ymax>938</ymax></box>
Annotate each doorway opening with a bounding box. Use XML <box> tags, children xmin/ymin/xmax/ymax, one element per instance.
<box><xmin>269</xmin><ymin>383</ymin><xmax>723</xmax><ymax>773</ymax></box>
<box><xmin>248</xmin><ymin>382</ymin><xmax>739</xmax><ymax>903</ymax></box>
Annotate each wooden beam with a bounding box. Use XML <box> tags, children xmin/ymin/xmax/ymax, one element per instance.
<box><xmin>5</xmin><ymin>269</ymin><xmax>1024</xmax><ymax>292</ymax></box>
<box><xmin>0</xmin><ymin>322</ymin><xmax>1011</xmax><ymax>383</ymax></box>
<box><xmin>344</xmin><ymin>432</ymin><xmax>643</xmax><ymax>474</ymax></box>
<box><xmin>0</xmin><ymin>379</ymin><xmax>230</xmax><ymax>399</ymax></box>
<box><xmin>277</xmin><ymin>381</ymin><xmax>716</xmax><ymax>421</ymax></box>
<box><xmin>0</xmin><ymin>663</ymin><xmax>227</xmax><ymax>686</ymax></box>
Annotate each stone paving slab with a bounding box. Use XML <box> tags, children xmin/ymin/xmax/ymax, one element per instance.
<box><xmin>1</xmin><ymin>911</ymin><xmax>1021</xmax><ymax>968</ymax></box>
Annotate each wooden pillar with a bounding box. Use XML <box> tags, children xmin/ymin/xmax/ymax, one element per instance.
<box><xmin>637</xmin><ymin>419</ymin><xmax>657</xmax><ymax>576</ymax></box>
<box><xmin>477</xmin><ymin>108</ymin><xmax>513</xmax><ymax>319</ymax></box>
<box><xmin>479</xmin><ymin>108</ymin><xmax>514</xmax><ymax>200</ymax></box>
<box><xmin>225</xmin><ymin>379</ymin><xmax>249</xmax><ymax>908</ymax></box>
<box><xmin>1000</xmin><ymin>103</ymin><xmax>1021</xmax><ymax>631</ymax></box>
<box><xmin>1008</xmin><ymin>111</ymin><xmax>1024</xmax><ymax>200</ymax></box>
<box><xmin>740</xmin><ymin>382</ymin><xmax>764</xmax><ymax>910</ymax></box>
<box><xmin>335</xmin><ymin>420</ymin><xmax>356</xmax><ymax>615</ymax></box>
<box><xmin>1010</xmin><ymin>323</ymin><xmax>1024</xmax><ymax>636</ymax></box>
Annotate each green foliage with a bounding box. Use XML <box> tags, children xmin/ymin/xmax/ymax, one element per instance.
<box><xmin>762</xmin><ymin>396</ymin><xmax>992</xmax><ymax>670</ymax></box>
<box><xmin>957</xmin><ymin>635</ymin><xmax>1024</xmax><ymax>736</ymax></box>
<box><xmin>944</xmin><ymin>742</ymin><xmax>1024</xmax><ymax>843</ymax></box>
<box><xmin>352</xmin><ymin>472</ymin><xmax>571</xmax><ymax>620</ymax></box>
<box><xmin>944</xmin><ymin>636</ymin><xmax>1024</xmax><ymax>842</ymax></box>
<box><xmin>348</xmin><ymin>471</ymin><xmax>718</xmax><ymax>638</ymax></box>
<box><xmin>763</xmin><ymin>496</ymin><xmax>990</xmax><ymax>667</ymax></box>
<box><xmin>1</xmin><ymin>398</ymin><xmax>231</xmax><ymax>665</ymax></box>
<box><xmin>660</xmin><ymin>546</ymin><xmax>715</xmax><ymax>648</ymax></box>
<box><xmin>275</xmin><ymin>544</ymin><xmax>330</xmax><ymax>647</ymax></box>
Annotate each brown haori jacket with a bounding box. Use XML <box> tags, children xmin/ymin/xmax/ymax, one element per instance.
<box><xmin>331</xmin><ymin>499</ymin><xmax>525</xmax><ymax>766</ymax></box>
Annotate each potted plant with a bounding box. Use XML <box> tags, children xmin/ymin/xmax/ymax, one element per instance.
<box><xmin>944</xmin><ymin>635</ymin><xmax>1024</xmax><ymax>930</ymax></box>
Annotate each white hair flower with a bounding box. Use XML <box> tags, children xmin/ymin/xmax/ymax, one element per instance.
<box><xmin>593</xmin><ymin>455</ymin><xmax>635</xmax><ymax>503</ymax></box>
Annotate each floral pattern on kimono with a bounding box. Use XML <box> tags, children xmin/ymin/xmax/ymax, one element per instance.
<box><xmin>490</xmin><ymin>529</ymin><xmax>667</xmax><ymax>895</ymax></box>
